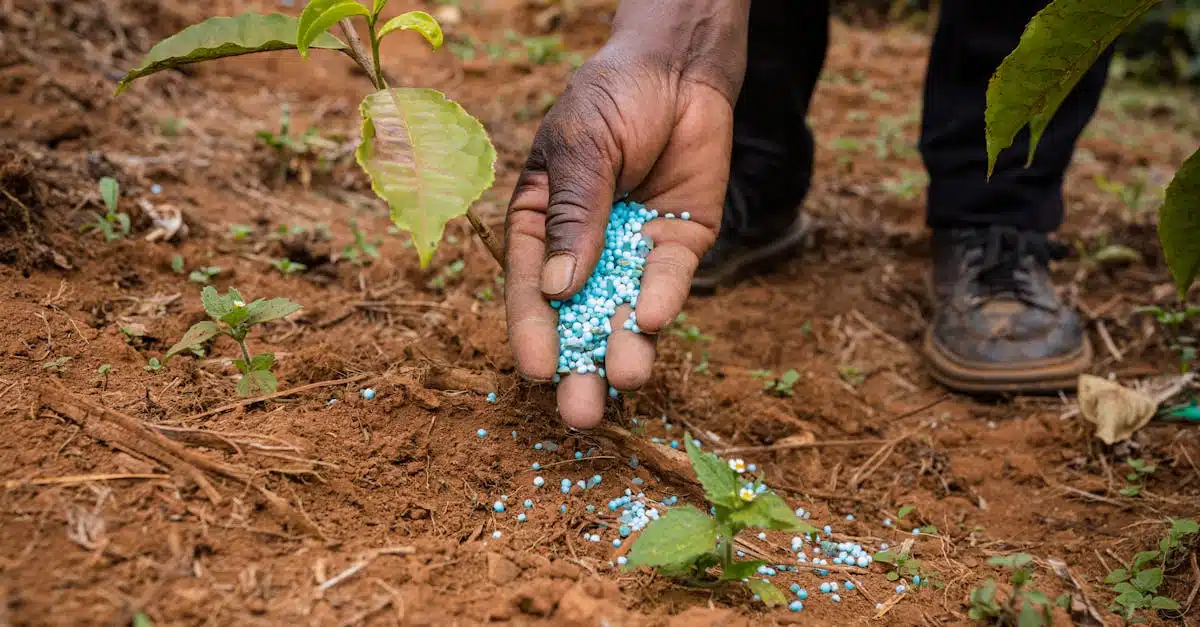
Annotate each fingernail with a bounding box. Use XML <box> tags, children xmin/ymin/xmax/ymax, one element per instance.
<box><xmin>541</xmin><ymin>253</ymin><xmax>576</xmax><ymax>295</ymax></box>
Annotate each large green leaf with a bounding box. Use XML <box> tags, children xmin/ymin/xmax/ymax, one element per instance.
<box><xmin>166</xmin><ymin>321</ymin><xmax>220</xmax><ymax>359</ymax></box>
<box><xmin>356</xmin><ymin>88</ymin><xmax>496</xmax><ymax>267</ymax></box>
<box><xmin>245</xmin><ymin>298</ymin><xmax>303</xmax><ymax>324</ymax></box>
<box><xmin>117</xmin><ymin>12</ymin><xmax>347</xmax><ymax>94</ymax></box>
<box><xmin>237</xmin><ymin>370</ymin><xmax>278</xmax><ymax>396</ymax></box>
<box><xmin>719</xmin><ymin>560</ymin><xmax>766</xmax><ymax>582</ymax></box>
<box><xmin>377</xmin><ymin>11</ymin><xmax>443</xmax><ymax>49</ymax></box>
<box><xmin>1159</xmin><ymin>148</ymin><xmax>1200</xmax><ymax>301</ymax></box>
<box><xmin>99</xmin><ymin>177</ymin><xmax>119</xmax><ymax>213</ymax></box>
<box><xmin>729</xmin><ymin>492</ymin><xmax>818</xmax><ymax>533</ymax></box>
<box><xmin>624</xmin><ymin>506</ymin><xmax>716</xmax><ymax>569</ymax></box>
<box><xmin>984</xmin><ymin>0</ymin><xmax>1158</xmax><ymax>175</ymax></box>
<box><xmin>297</xmin><ymin>0</ymin><xmax>370</xmax><ymax>58</ymax></box>
<box><xmin>683</xmin><ymin>433</ymin><xmax>742</xmax><ymax>509</ymax></box>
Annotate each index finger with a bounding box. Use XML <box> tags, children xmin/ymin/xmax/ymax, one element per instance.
<box><xmin>504</xmin><ymin>169</ymin><xmax>559</xmax><ymax>381</ymax></box>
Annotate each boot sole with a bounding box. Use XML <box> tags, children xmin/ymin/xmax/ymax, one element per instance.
<box><xmin>921</xmin><ymin>327</ymin><xmax>1093</xmax><ymax>394</ymax></box>
<box><xmin>690</xmin><ymin>214</ymin><xmax>813</xmax><ymax>293</ymax></box>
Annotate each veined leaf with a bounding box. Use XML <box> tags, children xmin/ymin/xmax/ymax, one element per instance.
<box><xmin>984</xmin><ymin>0</ymin><xmax>1157</xmax><ymax>175</ymax></box>
<box><xmin>117</xmin><ymin>12</ymin><xmax>347</xmax><ymax>94</ymax></box>
<box><xmin>377</xmin><ymin>11</ymin><xmax>443</xmax><ymax>49</ymax></box>
<box><xmin>745</xmin><ymin>578</ymin><xmax>787</xmax><ymax>607</ymax></box>
<box><xmin>297</xmin><ymin>0</ymin><xmax>370</xmax><ymax>58</ymax></box>
<box><xmin>246</xmin><ymin>298</ymin><xmax>302</xmax><ymax>324</ymax></box>
<box><xmin>1159</xmin><ymin>148</ymin><xmax>1200</xmax><ymax>301</ymax></box>
<box><xmin>683</xmin><ymin>433</ymin><xmax>742</xmax><ymax>509</ymax></box>
<box><xmin>719</xmin><ymin>560</ymin><xmax>766</xmax><ymax>582</ymax></box>
<box><xmin>356</xmin><ymin>88</ymin><xmax>495</xmax><ymax>267</ymax></box>
<box><xmin>99</xmin><ymin>177</ymin><xmax>119</xmax><ymax>213</ymax></box>
<box><xmin>237</xmin><ymin>370</ymin><xmax>278</xmax><ymax>396</ymax></box>
<box><xmin>624</xmin><ymin>506</ymin><xmax>716</xmax><ymax>569</ymax></box>
<box><xmin>1150</xmin><ymin>596</ymin><xmax>1181</xmax><ymax>610</ymax></box>
<box><xmin>166</xmin><ymin>321</ymin><xmax>220</xmax><ymax>359</ymax></box>
<box><xmin>371</xmin><ymin>0</ymin><xmax>389</xmax><ymax>18</ymax></box>
<box><xmin>249</xmin><ymin>353</ymin><xmax>275</xmax><ymax>372</ymax></box>
<box><xmin>729</xmin><ymin>492</ymin><xmax>818</xmax><ymax>533</ymax></box>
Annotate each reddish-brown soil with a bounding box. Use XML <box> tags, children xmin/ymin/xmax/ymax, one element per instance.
<box><xmin>2</xmin><ymin>1</ymin><xmax>1199</xmax><ymax>625</ymax></box>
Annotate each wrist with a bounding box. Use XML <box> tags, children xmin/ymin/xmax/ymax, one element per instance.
<box><xmin>606</xmin><ymin>0</ymin><xmax>751</xmax><ymax>99</ymax></box>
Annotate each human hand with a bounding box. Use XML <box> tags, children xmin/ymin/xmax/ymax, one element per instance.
<box><xmin>504</xmin><ymin>1</ymin><xmax>750</xmax><ymax>428</ymax></box>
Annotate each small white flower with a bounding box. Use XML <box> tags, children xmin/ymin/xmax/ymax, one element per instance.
<box><xmin>739</xmin><ymin>486</ymin><xmax>757</xmax><ymax>502</ymax></box>
<box><xmin>232</xmin><ymin>300</ymin><xmax>246</xmax><ymax>308</ymax></box>
<box><xmin>729</xmin><ymin>458</ymin><xmax>747</xmax><ymax>473</ymax></box>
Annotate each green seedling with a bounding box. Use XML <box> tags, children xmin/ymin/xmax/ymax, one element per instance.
<box><xmin>271</xmin><ymin>258</ymin><xmax>308</xmax><ymax>275</ymax></box>
<box><xmin>188</xmin><ymin>266</ymin><xmax>222</xmax><ymax>285</ymax></box>
<box><xmin>256</xmin><ymin>104</ymin><xmax>344</xmax><ymax>188</ymax></box>
<box><xmin>623</xmin><ymin>434</ymin><xmax>820</xmax><ymax>606</ymax></box>
<box><xmin>1094</xmin><ymin>171</ymin><xmax>1163</xmax><ymax>215</ymax></box>
<box><xmin>838</xmin><ymin>365</ymin><xmax>866</xmax><ymax>386</ymax></box>
<box><xmin>42</xmin><ymin>356</ymin><xmax>72</xmax><ymax>374</ymax></box>
<box><xmin>882</xmin><ymin>170</ymin><xmax>928</xmax><ymax>201</ymax></box>
<box><xmin>1119</xmin><ymin>458</ymin><xmax>1157</xmax><ymax>497</ymax></box>
<box><xmin>873</xmin><ymin>547</ymin><xmax>937</xmax><ymax>586</ymax></box>
<box><xmin>1135</xmin><ymin>305</ymin><xmax>1200</xmax><ymax>374</ymax></box>
<box><xmin>229</xmin><ymin>224</ymin><xmax>254</xmax><ymax>240</ymax></box>
<box><xmin>967</xmin><ymin>553</ymin><xmax>1070</xmax><ymax>626</ymax></box>
<box><xmin>158</xmin><ymin>116</ymin><xmax>186</xmax><ymax>137</ymax></box>
<box><xmin>116</xmin><ymin>2</ymin><xmax>498</xmax><ymax>269</ymax></box>
<box><xmin>82</xmin><ymin>177</ymin><xmax>131</xmax><ymax>242</ymax></box>
<box><xmin>1104</xmin><ymin>519</ymin><xmax>1197</xmax><ymax>620</ymax></box>
<box><xmin>170</xmin><ymin>255</ymin><xmax>185</xmax><ymax>274</ymax></box>
<box><xmin>144</xmin><ymin>357</ymin><xmax>164</xmax><ymax>372</ymax></box>
<box><xmin>165</xmin><ymin>287</ymin><xmax>302</xmax><ymax>396</ymax></box>
<box><xmin>750</xmin><ymin>369</ymin><xmax>800</xmax><ymax>397</ymax></box>
<box><xmin>341</xmin><ymin>218</ymin><xmax>381</xmax><ymax>266</ymax></box>
<box><xmin>428</xmin><ymin>259</ymin><xmax>466</xmax><ymax>289</ymax></box>
<box><xmin>670</xmin><ymin>321</ymin><xmax>714</xmax><ymax>374</ymax></box>
<box><xmin>447</xmin><ymin>34</ymin><xmax>478</xmax><ymax>61</ymax></box>
<box><xmin>97</xmin><ymin>364</ymin><xmax>112</xmax><ymax>389</ymax></box>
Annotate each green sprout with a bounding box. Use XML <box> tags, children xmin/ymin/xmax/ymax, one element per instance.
<box><xmin>623</xmin><ymin>434</ymin><xmax>819</xmax><ymax>606</ymax></box>
<box><xmin>340</xmin><ymin>218</ymin><xmax>381</xmax><ymax>266</ymax></box>
<box><xmin>750</xmin><ymin>369</ymin><xmax>801</xmax><ymax>397</ymax></box>
<box><xmin>1104</xmin><ymin>519</ymin><xmax>1197</xmax><ymax>620</ymax></box>
<box><xmin>165</xmin><ymin>287</ymin><xmax>302</xmax><ymax>396</ymax></box>
<box><xmin>188</xmin><ymin>266</ymin><xmax>222</xmax><ymax>285</ymax></box>
<box><xmin>271</xmin><ymin>258</ymin><xmax>308</xmax><ymax>275</ymax></box>
<box><xmin>81</xmin><ymin>177</ymin><xmax>131</xmax><ymax>242</ymax></box>
<box><xmin>1119</xmin><ymin>458</ymin><xmax>1157</xmax><ymax>497</ymax></box>
<box><xmin>967</xmin><ymin>553</ymin><xmax>1070</xmax><ymax>626</ymax></box>
<box><xmin>144</xmin><ymin>357</ymin><xmax>164</xmax><ymax>373</ymax></box>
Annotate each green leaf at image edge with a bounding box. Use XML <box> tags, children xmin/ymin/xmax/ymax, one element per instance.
<box><xmin>377</xmin><ymin>11</ymin><xmax>443</xmax><ymax>49</ymax></box>
<box><xmin>117</xmin><ymin>12</ymin><xmax>347</xmax><ymax>94</ymax></box>
<box><xmin>683</xmin><ymin>433</ymin><xmax>743</xmax><ymax>509</ymax></box>
<box><xmin>745</xmin><ymin>578</ymin><xmax>787</xmax><ymax>607</ymax></box>
<box><xmin>623</xmin><ymin>506</ymin><xmax>716</xmax><ymax>569</ymax></box>
<box><xmin>1159</xmin><ymin>148</ymin><xmax>1200</xmax><ymax>301</ymax></box>
<box><xmin>297</xmin><ymin>0</ymin><xmax>370</xmax><ymax>58</ymax></box>
<box><xmin>984</xmin><ymin>0</ymin><xmax>1158</xmax><ymax>176</ymax></box>
<box><xmin>357</xmin><ymin>88</ymin><xmax>496</xmax><ymax>268</ymax></box>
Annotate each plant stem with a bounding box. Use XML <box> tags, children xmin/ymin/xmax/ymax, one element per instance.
<box><xmin>236</xmin><ymin>336</ymin><xmax>253</xmax><ymax>367</ymax></box>
<box><xmin>368</xmin><ymin>19</ymin><xmax>386</xmax><ymax>89</ymax></box>
<box><xmin>336</xmin><ymin>19</ymin><xmax>505</xmax><ymax>270</ymax></box>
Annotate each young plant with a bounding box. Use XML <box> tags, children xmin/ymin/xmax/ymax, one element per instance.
<box><xmin>97</xmin><ymin>364</ymin><xmax>112</xmax><ymax>389</ymax></box>
<box><xmin>967</xmin><ymin>554</ymin><xmax>1069</xmax><ymax>626</ymax></box>
<box><xmin>623</xmin><ymin>435</ymin><xmax>819</xmax><ymax>605</ymax></box>
<box><xmin>271</xmin><ymin>258</ymin><xmax>308</xmax><ymax>275</ymax></box>
<box><xmin>1104</xmin><ymin>518</ymin><xmax>1198</xmax><ymax>620</ymax></box>
<box><xmin>116</xmin><ymin>1</ymin><xmax>499</xmax><ymax>268</ymax></box>
<box><xmin>340</xmin><ymin>217</ymin><xmax>381</xmax><ymax>266</ymax></box>
<box><xmin>82</xmin><ymin>177</ymin><xmax>131</xmax><ymax>242</ymax></box>
<box><xmin>750</xmin><ymin>369</ymin><xmax>801</xmax><ymax>397</ymax></box>
<box><xmin>170</xmin><ymin>254</ymin><xmax>185</xmax><ymax>274</ymax></box>
<box><xmin>188</xmin><ymin>266</ymin><xmax>222</xmax><ymax>285</ymax></box>
<box><xmin>256</xmin><ymin>104</ymin><xmax>343</xmax><ymax>188</ymax></box>
<box><xmin>229</xmin><ymin>224</ymin><xmax>254</xmax><ymax>241</ymax></box>
<box><xmin>873</xmin><ymin>547</ymin><xmax>929</xmax><ymax>585</ymax></box>
<box><xmin>1118</xmin><ymin>458</ymin><xmax>1157</xmax><ymax>497</ymax></box>
<box><xmin>1135</xmin><ymin>305</ymin><xmax>1199</xmax><ymax>373</ymax></box>
<box><xmin>165</xmin><ymin>287</ymin><xmax>302</xmax><ymax>396</ymax></box>
<box><xmin>144</xmin><ymin>357</ymin><xmax>164</xmax><ymax>373</ymax></box>
<box><xmin>42</xmin><ymin>356</ymin><xmax>72</xmax><ymax>374</ymax></box>
<box><xmin>670</xmin><ymin>315</ymin><xmax>714</xmax><ymax>374</ymax></box>
<box><xmin>427</xmin><ymin>259</ymin><xmax>466</xmax><ymax>289</ymax></box>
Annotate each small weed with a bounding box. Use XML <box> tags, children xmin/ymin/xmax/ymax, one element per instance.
<box><xmin>873</xmin><ymin>547</ymin><xmax>939</xmax><ymax>587</ymax></box>
<box><xmin>670</xmin><ymin>314</ymin><xmax>714</xmax><ymax>374</ymax></box>
<box><xmin>188</xmin><ymin>266</ymin><xmax>222</xmax><ymax>285</ymax></box>
<box><xmin>448</xmin><ymin>34</ymin><xmax>479</xmax><ymax>62</ymax></box>
<box><xmin>872</xmin><ymin>115</ymin><xmax>918</xmax><ymax>160</ymax></box>
<box><xmin>158</xmin><ymin>116</ymin><xmax>186</xmax><ymax>137</ymax></box>
<box><xmin>256</xmin><ymin>104</ymin><xmax>341</xmax><ymax>188</ymax></box>
<box><xmin>170</xmin><ymin>255</ymin><xmax>185</xmax><ymax>274</ymax></box>
<box><xmin>882</xmin><ymin>170</ymin><xmax>929</xmax><ymax>200</ymax></box>
<box><xmin>750</xmin><ymin>369</ymin><xmax>800</xmax><ymax>397</ymax></box>
<box><xmin>520</xmin><ymin>35</ymin><xmax>572</xmax><ymax>65</ymax></box>
<box><xmin>144</xmin><ymin>357</ymin><xmax>163</xmax><ymax>373</ymax></box>
<box><xmin>81</xmin><ymin>177</ymin><xmax>131</xmax><ymax>242</ymax></box>
<box><xmin>1094</xmin><ymin>170</ymin><xmax>1164</xmax><ymax>215</ymax></box>
<box><xmin>623</xmin><ymin>434</ymin><xmax>820</xmax><ymax>606</ymax></box>
<box><xmin>1119</xmin><ymin>458</ymin><xmax>1157</xmax><ymax>497</ymax></box>
<box><xmin>1104</xmin><ymin>519</ymin><xmax>1198</xmax><ymax>620</ymax></box>
<box><xmin>838</xmin><ymin>365</ymin><xmax>866</xmax><ymax>386</ymax></box>
<box><xmin>967</xmin><ymin>553</ymin><xmax>1069</xmax><ymax>626</ymax></box>
<box><xmin>270</xmin><ymin>258</ymin><xmax>307</xmax><ymax>275</ymax></box>
<box><xmin>229</xmin><ymin>224</ymin><xmax>254</xmax><ymax>240</ymax></box>
<box><xmin>165</xmin><ymin>287</ymin><xmax>301</xmax><ymax>396</ymax></box>
<box><xmin>831</xmin><ymin>137</ymin><xmax>863</xmax><ymax>153</ymax></box>
<box><xmin>42</xmin><ymin>356</ymin><xmax>72</xmax><ymax>374</ymax></box>
<box><xmin>428</xmin><ymin>259</ymin><xmax>466</xmax><ymax>289</ymax></box>
<box><xmin>340</xmin><ymin>218</ymin><xmax>381</xmax><ymax>266</ymax></box>
<box><xmin>1135</xmin><ymin>305</ymin><xmax>1200</xmax><ymax>373</ymax></box>
<box><xmin>97</xmin><ymin>363</ymin><xmax>112</xmax><ymax>388</ymax></box>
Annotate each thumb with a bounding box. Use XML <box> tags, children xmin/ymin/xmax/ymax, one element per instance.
<box><xmin>533</xmin><ymin>89</ymin><xmax>621</xmax><ymax>300</ymax></box>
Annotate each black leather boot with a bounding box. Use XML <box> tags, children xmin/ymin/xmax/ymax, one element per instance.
<box><xmin>923</xmin><ymin>227</ymin><xmax>1092</xmax><ymax>392</ymax></box>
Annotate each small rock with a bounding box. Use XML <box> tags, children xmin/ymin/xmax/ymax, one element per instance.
<box><xmin>433</xmin><ymin>4</ymin><xmax>462</xmax><ymax>26</ymax></box>
<box><xmin>487</xmin><ymin>552</ymin><xmax>522</xmax><ymax>585</ymax></box>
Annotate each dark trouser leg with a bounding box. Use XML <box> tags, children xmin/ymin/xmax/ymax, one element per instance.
<box><xmin>725</xmin><ymin>0</ymin><xmax>830</xmax><ymax>238</ymax></box>
<box><xmin>920</xmin><ymin>0</ymin><xmax>1113</xmax><ymax>233</ymax></box>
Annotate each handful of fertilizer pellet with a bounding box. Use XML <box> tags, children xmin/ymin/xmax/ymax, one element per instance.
<box><xmin>552</xmin><ymin>201</ymin><xmax>689</xmax><ymax>384</ymax></box>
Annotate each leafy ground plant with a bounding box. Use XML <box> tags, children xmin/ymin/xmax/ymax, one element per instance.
<box><xmin>1119</xmin><ymin>457</ymin><xmax>1157</xmax><ymax>496</ymax></box>
<box><xmin>750</xmin><ymin>369</ymin><xmax>801</xmax><ymax>397</ymax></box>
<box><xmin>967</xmin><ymin>553</ymin><xmax>1069</xmax><ymax>626</ymax></box>
<box><xmin>116</xmin><ymin>1</ymin><xmax>500</xmax><ymax>267</ymax></box>
<box><xmin>340</xmin><ymin>217</ymin><xmax>381</xmax><ymax>265</ymax></box>
<box><xmin>1104</xmin><ymin>518</ymin><xmax>1198</xmax><ymax>620</ymax></box>
<box><xmin>1135</xmin><ymin>305</ymin><xmax>1199</xmax><ymax>373</ymax></box>
<box><xmin>623</xmin><ymin>434</ymin><xmax>819</xmax><ymax>606</ymax></box>
<box><xmin>165</xmin><ymin>287</ymin><xmax>302</xmax><ymax>396</ymax></box>
<box><xmin>82</xmin><ymin>177</ymin><xmax>130</xmax><ymax>242</ymax></box>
